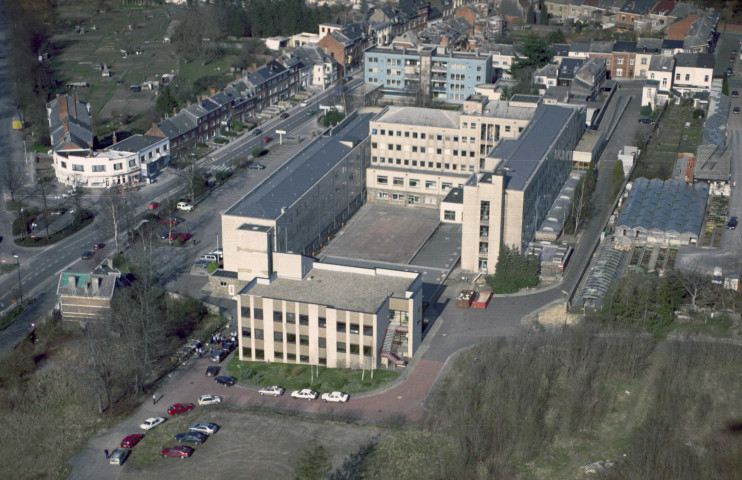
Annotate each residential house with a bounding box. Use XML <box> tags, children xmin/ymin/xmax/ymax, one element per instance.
<box><xmin>635</xmin><ymin>37</ymin><xmax>663</xmax><ymax>78</ymax></box>
<box><xmin>673</xmin><ymin>52</ymin><xmax>713</xmax><ymax>95</ymax></box>
<box><xmin>570</xmin><ymin>57</ymin><xmax>607</xmax><ymax>101</ymax></box>
<box><xmin>146</xmin><ymin>100</ymin><xmax>220</xmax><ymax>159</ymax></box>
<box><xmin>486</xmin><ymin>43</ymin><xmax>516</xmax><ymax>80</ymax></box>
<box><xmin>317</xmin><ymin>23</ymin><xmax>368</xmax><ymax>73</ymax></box>
<box><xmin>284</xmin><ymin>45</ymin><xmax>339</xmax><ymax>91</ymax></box>
<box><xmin>107</xmin><ymin>134</ymin><xmax>170</xmax><ymax>181</ymax></box>
<box><xmin>611</xmin><ymin>40</ymin><xmax>636</xmax><ymax>79</ymax></box>
<box><xmin>47</xmin><ymin>94</ymin><xmax>93</xmax><ymax>154</ymax></box>
<box><xmin>534</xmin><ymin>63</ymin><xmax>559</xmax><ymax>89</ymax></box>
<box><xmin>57</xmin><ymin>259</ymin><xmax>124</xmax><ymax>326</ymax></box>
<box><xmin>245</xmin><ymin>60</ymin><xmax>301</xmax><ymax>113</ymax></box>
<box><xmin>558</xmin><ymin>57</ymin><xmax>585</xmax><ymax>86</ymax></box>
<box><xmin>588</xmin><ymin>41</ymin><xmax>614</xmax><ymax>77</ymax></box>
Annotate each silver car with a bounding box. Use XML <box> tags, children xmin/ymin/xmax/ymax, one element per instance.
<box><xmin>189</xmin><ymin>422</ymin><xmax>219</xmax><ymax>435</ymax></box>
<box><xmin>109</xmin><ymin>449</ymin><xmax>130</xmax><ymax>465</ymax></box>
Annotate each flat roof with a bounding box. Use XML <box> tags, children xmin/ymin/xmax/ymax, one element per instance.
<box><xmin>575</xmin><ymin>129</ymin><xmax>603</xmax><ymax>153</ymax></box>
<box><xmin>373</xmin><ymin>106</ymin><xmax>460</xmax><ymax>129</ymax></box>
<box><xmin>225</xmin><ymin>112</ymin><xmax>374</xmax><ymax>219</ymax></box>
<box><xmin>107</xmin><ymin>135</ymin><xmax>165</xmax><ymax>153</ymax></box>
<box><xmin>243</xmin><ymin>265</ymin><xmax>416</xmax><ymax>314</ymax></box>
<box><xmin>442</xmin><ymin>187</ymin><xmax>463</xmax><ymax>204</ymax></box>
<box><xmin>488</xmin><ymin>104</ymin><xmax>578</xmax><ymax>191</ymax></box>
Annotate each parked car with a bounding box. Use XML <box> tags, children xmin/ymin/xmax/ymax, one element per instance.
<box><xmin>189</xmin><ymin>422</ymin><xmax>219</xmax><ymax>435</ymax></box>
<box><xmin>178</xmin><ymin>232</ymin><xmax>192</xmax><ymax>242</ymax></box>
<box><xmin>248</xmin><ymin>162</ymin><xmax>266</xmax><ymax>170</ymax></box>
<box><xmin>158</xmin><ymin>231</ymin><xmax>170</xmax><ymax>240</ymax></box>
<box><xmin>167</xmin><ymin>403</ymin><xmax>195</xmax><ymax>416</ymax></box>
<box><xmin>148</xmin><ymin>202</ymin><xmax>160</xmax><ymax>209</ymax></box>
<box><xmin>735</xmin><ymin>107</ymin><xmax>741</xmax><ymax>115</ymax></box>
<box><xmin>252</xmin><ymin>128</ymin><xmax>263</xmax><ymax>136</ymax></box>
<box><xmin>109</xmin><ymin>449</ymin><xmax>130</xmax><ymax>465</ymax></box>
<box><xmin>221</xmin><ymin>341</ymin><xmax>235</xmax><ymax>354</ymax></box>
<box><xmin>164</xmin><ymin>232</ymin><xmax>181</xmax><ymax>241</ymax></box>
<box><xmin>140</xmin><ymin>417</ymin><xmax>166</xmax><ymax>430</ymax></box>
<box><xmin>262</xmin><ymin>136</ymin><xmax>272</xmax><ymax>143</ymax></box>
<box><xmin>93</xmin><ymin>242</ymin><xmax>105</xmax><ymax>250</ymax></box>
<box><xmin>321</xmin><ymin>391</ymin><xmax>350</xmax><ymax>403</ymax></box>
<box><xmin>161</xmin><ymin>446</ymin><xmax>194</xmax><ymax>458</ymax></box>
<box><xmin>306</xmin><ymin>109</ymin><xmax>317</xmax><ymax>116</ymax></box>
<box><xmin>280</xmin><ymin>112</ymin><xmax>290</xmax><ymax>119</ymax></box>
<box><xmin>727</xmin><ymin>216</ymin><xmax>738</xmax><ymax>229</ymax></box>
<box><xmin>733</xmin><ymin>90</ymin><xmax>739</xmax><ymax>98</ymax></box>
<box><xmin>211</xmin><ymin>248</ymin><xmax>224</xmax><ymax>259</ymax></box>
<box><xmin>210</xmin><ymin>350</ymin><xmax>229</xmax><ymax>363</ymax></box>
<box><xmin>214</xmin><ymin>375</ymin><xmax>236</xmax><ymax>387</ymax></box>
<box><xmin>205</xmin><ymin>366</ymin><xmax>220</xmax><ymax>376</ymax></box>
<box><xmin>258</xmin><ymin>385</ymin><xmax>285</xmax><ymax>397</ymax></box>
<box><xmin>291</xmin><ymin>389</ymin><xmax>319</xmax><ymax>401</ymax></box>
<box><xmin>198</xmin><ymin>394</ymin><xmax>222</xmax><ymax>406</ymax></box>
<box><xmin>177</xmin><ymin>202</ymin><xmax>194</xmax><ymax>211</ymax></box>
<box><xmin>81</xmin><ymin>251</ymin><xmax>94</xmax><ymax>260</ymax></box>
<box><xmin>731</xmin><ymin>56</ymin><xmax>736</xmax><ymax>63</ymax></box>
<box><xmin>637</xmin><ymin>118</ymin><xmax>654</xmax><ymax>125</ymax></box>
<box><xmin>175</xmin><ymin>431</ymin><xmax>209</xmax><ymax>444</ymax></box>
<box><xmin>160</xmin><ymin>216</ymin><xmax>184</xmax><ymax>226</ymax></box>
<box><xmin>120</xmin><ymin>434</ymin><xmax>144</xmax><ymax>448</ymax></box>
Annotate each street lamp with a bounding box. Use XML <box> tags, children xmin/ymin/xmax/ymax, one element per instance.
<box><xmin>12</xmin><ymin>253</ymin><xmax>23</xmax><ymax>304</ymax></box>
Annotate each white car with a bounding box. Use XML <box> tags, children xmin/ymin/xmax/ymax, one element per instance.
<box><xmin>198</xmin><ymin>394</ymin><xmax>222</xmax><ymax>406</ymax></box>
<box><xmin>177</xmin><ymin>202</ymin><xmax>194</xmax><ymax>212</ymax></box>
<box><xmin>290</xmin><ymin>389</ymin><xmax>318</xmax><ymax>401</ymax></box>
<box><xmin>258</xmin><ymin>385</ymin><xmax>285</xmax><ymax>397</ymax></box>
<box><xmin>140</xmin><ymin>416</ymin><xmax>166</xmax><ymax>430</ymax></box>
<box><xmin>321</xmin><ymin>391</ymin><xmax>350</xmax><ymax>403</ymax></box>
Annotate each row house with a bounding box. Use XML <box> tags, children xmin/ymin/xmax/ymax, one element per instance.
<box><xmin>47</xmin><ymin>94</ymin><xmax>93</xmax><ymax>154</ymax></box>
<box><xmin>317</xmin><ymin>23</ymin><xmax>368</xmax><ymax>73</ymax></box>
<box><xmin>245</xmin><ymin>60</ymin><xmax>301</xmax><ymax>113</ymax></box>
<box><xmin>634</xmin><ymin>37</ymin><xmax>662</xmax><ymax>78</ymax></box>
<box><xmin>146</xmin><ymin>100</ymin><xmax>221</xmax><ymax>159</ymax></box>
<box><xmin>283</xmin><ymin>45</ymin><xmax>340</xmax><ymax>91</ymax></box>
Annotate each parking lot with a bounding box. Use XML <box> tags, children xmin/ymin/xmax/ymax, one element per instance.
<box><xmin>117</xmin><ymin>408</ymin><xmax>385</xmax><ymax>479</ymax></box>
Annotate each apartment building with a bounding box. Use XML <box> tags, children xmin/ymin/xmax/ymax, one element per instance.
<box><xmin>220</xmin><ymin>111</ymin><xmax>375</xmax><ymax>284</ymax></box>
<box><xmin>367</xmin><ymin>96</ymin><xmax>537</xmax><ymax>208</ymax></box>
<box><xmin>237</xmin><ymin>257</ymin><xmax>422</xmax><ymax>368</ymax></box>
<box><xmin>461</xmin><ymin>103</ymin><xmax>586</xmax><ymax>273</ymax></box>
<box><xmin>364</xmin><ymin>44</ymin><xmax>492</xmax><ymax>104</ymax></box>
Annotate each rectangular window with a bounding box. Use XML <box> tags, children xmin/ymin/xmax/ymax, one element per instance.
<box><xmin>92</xmin><ymin>165</ymin><xmax>105</xmax><ymax>172</ymax></box>
<box><xmin>273</xmin><ymin>311</ymin><xmax>282</xmax><ymax>322</ymax></box>
<box><xmin>377</xmin><ymin>175</ymin><xmax>388</xmax><ymax>185</ymax></box>
<box><xmin>299</xmin><ymin>335</ymin><xmax>309</xmax><ymax>346</ymax></box>
<box><xmin>299</xmin><ymin>314</ymin><xmax>309</xmax><ymax>326</ymax></box>
<box><xmin>319</xmin><ymin>337</ymin><xmax>326</xmax><ymax>348</ymax></box>
<box><xmin>242</xmin><ymin>328</ymin><xmax>251</xmax><ymax>338</ymax></box>
<box><xmin>300</xmin><ymin>355</ymin><xmax>309</xmax><ymax>363</ymax></box>
<box><xmin>409</xmin><ymin>179</ymin><xmax>419</xmax><ymax>187</ymax></box>
<box><xmin>254</xmin><ymin>329</ymin><xmax>264</xmax><ymax>340</ymax></box>
<box><xmin>273</xmin><ymin>331</ymin><xmax>283</xmax><ymax>342</ymax></box>
<box><xmin>243</xmin><ymin>347</ymin><xmax>252</xmax><ymax>357</ymax></box>
<box><xmin>337</xmin><ymin>342</ymin><xmax>346</xmax><ymax>352</ymax></box>
<box><xmin>350</xmin><ymin>324</ymin><xmax>360</xmax><ymax>334</ymax></box>
<box><xmin>363</xmin><ymin>326</ymin><xmax>373</xmax><ymax>336</ymax></box>
<box><xmin>363</xmin><ymin>346</ymin><xmax>372</xmax><ymax>356</ymax></box>
<box><xmin>287</xmin><ymin>333</ymin><xmax>297</xmax><ymax>343</ymax></box>
<box><xmin>350</xmin><ymin>344</ymin><xmax>360</xmax><ymax>354</ymax></box>
<box><xmin>72</xmin><ymin>164</ymin><xmax>84</xmax><ymax>172</ymax></box>
<box><xmin>286</xmin><ymin>312</ymin><xmax>296</xmax><ymax>324</ymax></box>
<box><xmin>274</xmin><ymin>351</ymin><xmax>283</xmax><ymax>359</ymax></box>
<box><xmin>287</xmin><ymin>353</ymin><xmax>296</xmax><ymax>361</ymax></box>
<box><xmin>393</xmin><ymin>177</ymin><xmax>404</xmax><ymax>186</ymax></box>
<box><xmin>444</xmin><ymin>210</ymin><xmax>456</xmax><ymax>220</ymax></box>
<box><xmin>319</xmin><ymin>317</ymin><xmax>326</xmax><ymax>328</ymax></box>
<box><xmin>337</xmin><ymin>322</ymin><xmax>346</xmax><ymax>333</ymax></box>
<box><xmin>113</xmin><ymin>163</ymin><xmax>123</xmax><ymax>171</ymax></box>
<box><xmin>319</xmin><ymin>357</ymin><xmax>326</xmax><ymax>365</ymax></box>
<box><xmin>425</xmin><ymin>180</ymin><xmax>436</xmax><ymax>189</ymax></box>
<box><xmin>253</xmin><ymin>308</ymin><xmax>263</xmax><ymax>320</ymax></box>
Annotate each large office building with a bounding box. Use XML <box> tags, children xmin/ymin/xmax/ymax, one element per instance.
<box><xmin>367</xmin><ymin>95</ymin><xmax>537</xmax><ymax>209</ymax></box>
<box><xmin>364</xmin><ymin>44</ymin><xmax>492</xmax><ymax>104</ymax></box>
<box><xmin>460</xmin><ymin>103</ymin><xmax>586</xmax><ymax>273</ymax></box>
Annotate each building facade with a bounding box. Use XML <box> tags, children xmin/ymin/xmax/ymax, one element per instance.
<box><xmin>364</xmin><ymin>44</ymin><xmax>492</xmax><ymax>104</ymax></box>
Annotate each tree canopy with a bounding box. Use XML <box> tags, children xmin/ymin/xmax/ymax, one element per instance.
<box><xmin>510</xmin><ymin>33</ymin><xmax>554</xmax><ymax>77</ymax></box>
<box><xmin>487</xmin><ymin>244</ymin><xmax>540</xmax><ymax>294</ymax></box>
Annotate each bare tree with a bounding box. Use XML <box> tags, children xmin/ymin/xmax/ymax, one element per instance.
<box><xmin>35</xmin><ymin>174</ymin><xmax>55</xmax><ymax>239</ymax></box>
<box><xmin>101</xmin><ymin>188</ymin><xmax>126</xmax><ymax>252</ymax></box>
<box><xmin>0</xmin><ymin>157</ymin><xmax>26</xmax><ymax>203</ymax></box>
<box><xmin>84</xmin><ymin>322</ymin><xmax>119</xmax><ymax>414</ymax></box>
<box><xmin>672</xmin><ymin>265</ymin><xmax>709</xmax><ymax>311</ymax></box>
<box><xmin>171</xmin><ymin>154</ymin><xmax>203</xmax><ymax>206</ymax></box>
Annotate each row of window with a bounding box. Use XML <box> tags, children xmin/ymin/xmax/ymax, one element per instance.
<box><xmin>240</xmin><ymin>315</ymin><xmax>373</xmax><ymax>336</ymax></box>
<box><xmin>244</xmin><ymin>347</ymin><xmax>323</xmax><ymax>364</ymax></box>
<box><xmin>372</xmin><ymin>156</ymin><xmax>477</xmax><ymax>171</ymax></box>
<box><xmin>61</xmin><ymin>161</ymin><xmax>130</xmax><ymax>172</ymax></box>
<box><xmin>376</xmin><ymin>176</ymin><xmax>455</xmax><ymax>190</ymax></box>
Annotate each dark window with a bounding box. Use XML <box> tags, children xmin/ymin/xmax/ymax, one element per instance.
<box><xmin>363</xmin><ymin>326</ymin><xmax>373</xmax><ymax>336</ymax></box>
<box><xmin>273</xmin><ymin>311</ymin><xmax>282</xmax><ymax>322</ymax></box>
<box><xmin>299</xmin><ymin>314</ymin><xmax>309</xmax><ymax>326</ymax></box>
<box><xmin>254</xmin><ymin>308</ymin><xmax>263</xmax><ymax>320</ymax></box>
<box><xmin>363</xmin><ymin>346</ymin><xmax>373</xmax><ymax>356</ymax></box>
<box><xmin>274</xmin><ymin>351</ymin><xmax>283</xmax><ymax>359</ymax></box>
<box><xmin>287</xmin><ymin>353</ymin><xmax>296</xmax><ymax>361</ymax></box>
<box><xmin>350</xmin><ymin>324</ymin><xmax>360</xmax><ymax>334</ymax></box>
<box><xmin>241</xmin><ymin>306</ymin><xmax>251</xmax><ymax>317</ymax></box>
<box><xmin>242</xmin><ymin>328</ymin><xmax>251</xmax><ymax>338</ymax></box>
<box><xmin>319</xmin><ymin>338</ymin><xmax>326</xmax><ymax>348</ymax></box>
<box><xmin>287</xmin><ymin>333</ymin><xmax>297</xmax><ymax>343</ymax></box>
<box><xmin>337</xmin><ymin>342</ymin><xmax>346</xmax><ymax>352</ymax></box>
<box><xmin>299</xmin><ymin>335</ymin><xmax>309</xmax><ymax>346</ymax></box>
<box><xmin>300</xmin><ymin>355</ymin><xmax>309</xmax><ymax>363</ymax></box>
<box><xmin>337</xmin><ymin>322</ymin><xmax>346</xmax><ymax>333</ymax></box>
<box><xmin>350</xmin><ymin>344</ymin><xmax>360</xmax><ymax>354</ymax></box>
<box><xmin>255</xmin><ymin>349</ymin><xmax>264</xmax><ymax>360</ymax></box>
<box><xmin>254</xmin><ymin>329</ymin><xmax>264</xmax><ymax>340</ymax></box>
<box><xmin>273</xmin><ymin>331</ymin><xmax>283</xmax><ymax>342</ymax></box>
<box><xmin>242</xmin><ymin>347</ymin><xmax>252</xmax><ymax>357</ymax></box>
<box><xmin>319</xmin><ymin>317</ymin><xmax>327</xmax><ymax>328</ymax></box>
<box><xmin>286</xmin><ymin>312</ymin><xmax>296</xmax><ymax>324</ymax></box>
<box><xmin>319</xmin><ymin>357</ymin><xmax>327</xmax><ymax>365</ymax></box>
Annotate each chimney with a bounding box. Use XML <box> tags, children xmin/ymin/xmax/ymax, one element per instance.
<box><xmin>211</xmin><ymin>88</ymin><xmax>216</xmax><ymax>96</ymax></box>
<box><xmin>112</xmin><ymin>131</ymin><xmax>117</xmax><ymax>144</ymax></box>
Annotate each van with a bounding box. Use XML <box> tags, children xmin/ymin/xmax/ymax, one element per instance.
<box><xmin>177</xmin><ymin>202</ymin><xmax>194</xmax><ymax>211</ymax></box>
<box><xmin>200</xmin><ymin>254</ymin><xmax>219</xmax><ymax>263</ymax></box>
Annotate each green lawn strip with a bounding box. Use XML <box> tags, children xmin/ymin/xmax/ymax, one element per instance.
<box><xmin>226</xmin><ymin>356</ymin><xmax>399</xmax><ymax>395</ymax></box>
<box><xmin>129</xmin><ymin>414</ymin><xmax>196</xmax><ymax>467</ymax></box>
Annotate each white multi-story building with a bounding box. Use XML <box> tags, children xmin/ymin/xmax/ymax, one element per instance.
<box><xmin>673</xmin><ymin>52</ymin><xmax>714</xmax><ymax>95</ymax></box>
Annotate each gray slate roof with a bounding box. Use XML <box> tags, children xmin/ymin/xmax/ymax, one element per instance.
<box><xmin>226</xmin><ymin>112</ymin><xmax>374</xmax><ymax>219</ymax></box>
<box><xmin>675</xmin><ymin>52</ymin><xmax>714</xmax><ymax>69</ymax></box>
<box><xmin>47</xmin><ymin>94</ymin><xmax>93</xmax><ymax>151</ymax></box>
<box><xmin>107</xmin><ymin>135</ymin><xmax>166</xmax><ymax>153</ymax></box>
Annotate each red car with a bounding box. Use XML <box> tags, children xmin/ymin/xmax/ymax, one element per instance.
<box><xmin>262</xmin><ymin>136</ymin><xmax>272</xmax><ymax>143</ymax></box>
<box><xmin>178</xmin><ymin>233</ymin><xmax>192</xmax><ymax>242</ymax></box>
<box><xmin>120</xmin><ymin>434</ymin><xmax>144</xmax><ymax>449</ymax></box>
<box><xmin>167</xmin><ymin>403</ymin><xmax>195</xmax><ymax>416</ymax></box>
<box><xmin>93</xmin><ymin>242</ymin><xmax>105</xmax><ymax>250</ymax></box>
<box><xmin>280</xmin><ymin>112</ymin><xmax>289</xmax><ymax>119</ymax></box>
<box><xmin>161</xmin><ymin>446</ymin><xmax>194</xmax><ymax>458</ymax></box>
<box><xmin>159</xmin><ymin>216</ymin><xmax>184</xmax><ymax>226</ymax></box>
<box><xmin>166</xmin><ymin>232</ymin><xmax>180</xmax><ymax>241</ymax></box>
<box><xmin>148</xmin><ymin>202</ymin><xmax>160</xmax><ymax>209</ymax></box>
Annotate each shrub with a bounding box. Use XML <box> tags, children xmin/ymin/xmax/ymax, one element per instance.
<box><xmin>231</xmin><ymin>120</ymin><xmax>244</xmax><ymax>132</ymax></box>
<box><xmin>252</xmin><ymin>146</ymin><xmax>267</xmax><ymax>157</ymax></box>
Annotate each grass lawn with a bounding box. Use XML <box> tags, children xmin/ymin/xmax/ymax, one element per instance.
<box><xmin>226</xmin><ymin>356</ymin><xmax>400</xmax><ymax>394</ymax></box>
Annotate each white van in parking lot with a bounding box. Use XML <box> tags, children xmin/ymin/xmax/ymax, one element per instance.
<box><xmin>200</xmin><ymin>254</ymin><xmax>219</xmax><ymax>263</ymax></box>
